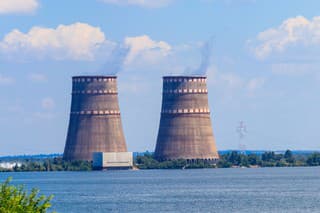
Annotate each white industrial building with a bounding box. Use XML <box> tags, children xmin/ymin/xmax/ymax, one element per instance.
<box><xmin>93</xmin><ymin>152</ymin><xmax>133</xmax><ymax>170</ymax></box>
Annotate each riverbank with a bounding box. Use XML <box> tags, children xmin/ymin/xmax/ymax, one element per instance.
<box><xmin>0</xmin><ymin>158</ymin><xmax>92</xmax><ymax>172</ymax></box>
<box><xmin>2</xmin><ymin>150</ymin><xmax>320</xmax><ymax>172</ymax></box>
<box><xmin>135</xmin><ymin>150</ymin><xmax>320</xmax><ymax>169</ymax></box>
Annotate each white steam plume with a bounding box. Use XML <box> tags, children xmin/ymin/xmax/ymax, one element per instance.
<box><xmin>191</xmin><ymin>37</ymin><xmax>214</xmax><ymax>75</ymax></box>
<box><xmin>100</xmin><ymin>44</ymin><xmax>130</xmax><ymax>75</ymax></box>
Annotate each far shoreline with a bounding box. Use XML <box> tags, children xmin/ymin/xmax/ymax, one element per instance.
<box><xmin>1</xmin><ymin>150</ymin><xmax>320</xmax><ymax>172</ymax></box>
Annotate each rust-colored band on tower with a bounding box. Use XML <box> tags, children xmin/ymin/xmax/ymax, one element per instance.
<box><xmin>154</xmin><ymin>76</ymin><xmax>219</xmax><ymax>162</ymax></box>
<box><xmin>63</xmin><ymin>76</ymin><xmax>127</xmax><ymax>161</ymax></box>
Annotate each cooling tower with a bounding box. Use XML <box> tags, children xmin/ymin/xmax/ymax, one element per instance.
<box><xmin>155</xmin><ymin>76</ymin><xmax>219</xmax><ymax>162</ymax></box>
<box><xmin>63</xmin><ymin>76</ymin><xmax>127</xmax><ymax>161</ymax></box>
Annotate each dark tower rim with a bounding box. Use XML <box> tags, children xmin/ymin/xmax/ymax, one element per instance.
<box><xmin>163</xmin><ymin>75</ymin><xmax>206</xmax><ymax>79</ymax></box>
<box><xmin>73</xmin><ymin>75</ymin><xmax>117</xmax><ymax>79</ymax></box>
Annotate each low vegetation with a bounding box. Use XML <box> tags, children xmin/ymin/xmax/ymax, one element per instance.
<box><xmin>135</xmin><ymin>153</ymin><xmax>215</xmax><ymax>169</ymax></box>
<box><xmin>136</xmin><ymin>150</ymin><xmax>320</xmax><ymax>169</ymax></box>
<box><xmin>0</xmin><ymin>158</ymin><xmax>92</xmax><ymax>172</ymax></box>
<box><xmin>0</xmin><ymin>177</ymin><xmax>53</xmax><ymax>213</ymax></box>
<box><xmin>2</xmin><ymin>151</ymin><xmax>320</xmax><ymax>171</ymax></box>
<box><xmin>217</xmin><ymin>150</ymin><xmax>306</xmax><ymax>168</ymax></box>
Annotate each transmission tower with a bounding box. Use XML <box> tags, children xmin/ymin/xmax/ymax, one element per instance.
<box><xmin>237</xmin><ymin>121</ymin><xmax>247</xmax><ymax>154</ymax></box>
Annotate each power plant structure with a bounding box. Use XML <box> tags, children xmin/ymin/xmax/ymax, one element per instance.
<box><xmin>63</xmin><ymin>76</ymin><xmax>127</xmax><ymax>161</ymax></box>
<box><xmin>154</xmin><ymin>76</ymin><xmax>219</xmax><ymax>162</ymax></box>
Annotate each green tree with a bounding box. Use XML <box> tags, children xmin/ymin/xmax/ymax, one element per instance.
<box><xmin>135</xmin><ymin>155</ymin><xmax>160</xmax><ymax>169</ymax></box>
<box><xmin>228</xmin><ymin>151</ymin><xmax>241</xmax><ymax>165</ymax></box>
<box><xmin>239</xmin><ymin>154</ymin><xmax>249</xmax><ymax>167</ymax></box>
<box><xmin>216</xmin><ymin>159</ymin><xmax>232</xmax><ymax>168</ymax></box>
<box><xmin>284</xmin><ymin>150</ymin><xmax>295</xmax><ymax>164</ymax></box>
<box><xmin>0</xmin><ymin>177</ymin><xmax>53</xmax><ymax>213</ymax></box>
<box><xmin>284</xmin><ymin>150</ymin><xmax>293</xmax><ymax>159</ymax></box>
<box><xmin>247</xmin><ymin>154</ymin><xmax>260</xmax><ymax>165</ymax></box>
<box><xmin>306</xmin><ymin>153</ymin><xmax>320</xmax><ymax>166</ymax></box>
<box><xmin>262</xmin><ymin>152</ymin><xmax>276</xmax><ymax>162</ymax></box>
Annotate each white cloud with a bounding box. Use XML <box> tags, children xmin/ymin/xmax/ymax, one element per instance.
<box><xmin>28</xmin><ymin>73</ymin><xmax>47</xmax><ymax>82</ymax></box>
<box><xmin>0</xmin><ymin>0</ymin><xmax>38</xmax><ymax>14</ymax></box>
<box><xmin>0</xmin><ymin>24</ymin><xmax>172</xmax><ymax>65</ymax></box>
<box><xmin>207</xmin><ymin>0</ymin><xmax>256</xmax><ymax>5</ymax></box>
<box><xmin>124</xmin><ymin>35</ymin><xmax>171</xmax><ymax>64</ymax></box>
<box><xmin>41</xmin><ymin>98</ymin><xmax>55</xmax><ymax>110</ymax></box>
<box><xmin>0</xmin><ymin>23</ymin><xmax>107</xmax><ymax>60</ymax></box>
<box><xmin>0</xmin><ymin>75</ymin><xmax>14</xmax><ymax>85</ymax></box>
<box><xmin>250</xmin><ymin>16</ymin><xmax>320</xmax><ymax>59</ymax></box>
<box><xmin>99</xmin><ymin>0</ymin><xmax>172</xmax><ymax>8</ymax></box>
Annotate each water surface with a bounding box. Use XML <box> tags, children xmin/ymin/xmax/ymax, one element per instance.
<box><xmin>1</xmin><ymin>167</ymin><xmax>320</xmax><ymax>212</ymax></box>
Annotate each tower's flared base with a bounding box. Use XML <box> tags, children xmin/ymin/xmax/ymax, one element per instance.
<box><xmin>155</xmin><ymin>114</ymin><xmax>219</xmax><ymax>161</ymax></box>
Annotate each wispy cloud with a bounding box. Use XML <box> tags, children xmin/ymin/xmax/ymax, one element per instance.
<box><xmin>7</xmin><ymin>104</ymin><xmax>24</xmax><ymax>113</ymax></box>
<box><xmin>0</xmin><ymin>74</ymin><xmax>14</xmax><ymax>85</ymax></box>
<box><xmin>32</xmin><ymin>97</ymin><xmax>56</xmax><ymax>120</ymax></box>
<box><xmin>0</xmin><ymin>0</ymin><xmax>39</xmax><ymax>14</ymax></box>
<box><xmin>33</xmin><ymin>112</ymin><xmax>55</xmax><ymax>120</ymax></box>
<box><xmin>206</xmin><ymin>66</ymin><xmax>265</xmax><ymax>98</ymax></box>
<box><xmin>271</xmin><ymin>63</ymin><xmax>314</xmax><ymax>76</ymax></box>
<box><xmin>28</xmin><ymin>73</ymin><xmax>47</xmax><ymax>82</ymax></box>
<box><xmin>41</xmin><ymin>97</ymin><xmax>55</xmax><ymax>110</ymax></box>
<box><xmin>246</xmin><ymin>77</ymin><xmax>265</xmax><ymax>96</ymax></box>
<box><xmin>99</xmin><ymin>0</ymin><xmax>173</xmax><ymax>8</ymax></box>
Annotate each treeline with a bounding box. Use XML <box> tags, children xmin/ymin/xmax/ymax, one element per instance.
<box><xmin>135</xmin><ymin>150</ymin><xmax>320</xmax><ymax>169</ymax></box>
<box><xmin>218</xmin><ymin>150</ymin><xmax>302</xmax><ymax>168</ymax></box>
<box><xmin>2</xmin><ymin>151</ymin><xmax>320</xmax><ymax>171</ymax></box>
<box><xmin>0</xmin><ymin>158</ymin><xmax>92</xmax><ymax>172</ymax></box>
<box><xmin>135</xmin><ymin>154</ymin><xmax>215</xmax><ymax>169</ymax></box>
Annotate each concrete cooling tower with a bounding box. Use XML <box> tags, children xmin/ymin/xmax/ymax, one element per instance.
<box><xmin>63</xmin><ymin>76</ymin><xmax>127</xmax><ymax>161</ymax></box>
<box><xmin>155</xmin><ymin>76</ymin><xmax>219</xmax><ymax>162</ymax></box>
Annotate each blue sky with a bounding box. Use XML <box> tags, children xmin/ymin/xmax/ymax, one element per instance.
<box><xmin>1</xmin><ymin>0</ymin><xmax>320</xmax><ymax>155</ymax></box>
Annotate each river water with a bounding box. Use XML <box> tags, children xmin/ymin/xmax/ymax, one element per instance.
<box><xmin>1</xmin><ymin>167</ymin><xmax>320</xmax><ymax>212</ymax></box>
